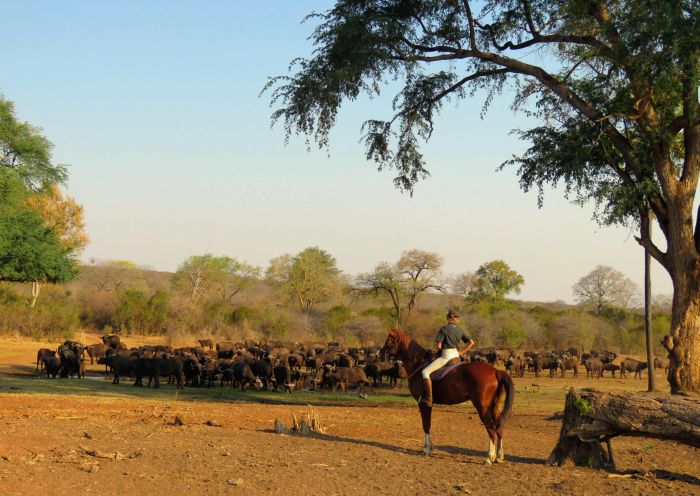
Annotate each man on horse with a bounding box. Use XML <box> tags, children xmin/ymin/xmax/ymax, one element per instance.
<box><xmin>420</xmin><ymin>309</ymin><xmax>475</xmax><ymax>407</ymax></box>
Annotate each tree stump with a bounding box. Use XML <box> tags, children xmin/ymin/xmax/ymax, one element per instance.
<box><xmin>548</xmin><ymin>388</ymin><xmax>700</xmax><ymax>470</ymax></box>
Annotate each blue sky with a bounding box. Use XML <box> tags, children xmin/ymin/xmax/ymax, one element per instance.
<box><xmin>0</xmin><ymin>1</ymin><xmax>674</xmax><ymax>302</ymax></box>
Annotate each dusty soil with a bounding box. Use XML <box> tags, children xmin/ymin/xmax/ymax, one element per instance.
<box><xmin>1</xmin><ymin>334</ymin><xmax>698</xmax><ymax>496</ymax></box>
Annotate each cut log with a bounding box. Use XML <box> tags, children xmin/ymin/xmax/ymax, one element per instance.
<box><xmin>548</xmin><ymin>388</ymin><xmax>700</xmax><ymax>470</ymax></box>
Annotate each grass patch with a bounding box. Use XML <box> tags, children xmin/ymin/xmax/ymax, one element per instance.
<box><xmin>0</xmin><ymin>375</ymin><xmax>414</xmax><ymax>407</ymax></box>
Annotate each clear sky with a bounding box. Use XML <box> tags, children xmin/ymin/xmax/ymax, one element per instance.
<box><xmin>0</xmin><ymin>1</ymin><xmax>675</xmax><ymax>303</ymax></box>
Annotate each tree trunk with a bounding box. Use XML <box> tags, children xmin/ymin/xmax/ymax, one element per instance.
<box><xmin>664</xmin><ymin>261</ymin><xmax>700</xmax><ymax>394</ymax></box>
<box><xmin>548</xmin><ymin>388</ymin><xmax>700</xmax><ymax>470</ymax></box>
<box><xmin>30</xmin><ymin>281</ymin><xmax>41</xmax><ymax>308</ymax></box>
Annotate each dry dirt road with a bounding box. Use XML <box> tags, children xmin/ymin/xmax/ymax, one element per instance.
<box><xmin>1</xmin><ymin>334</ymin><xmax>698</xmax><ymax>496</ymax></box>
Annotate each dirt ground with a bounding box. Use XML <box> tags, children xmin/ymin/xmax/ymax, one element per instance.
<box><xmin>1</xmin><ymin>334</ymin><xmax>698</xmax><ymax>496</ymax></box>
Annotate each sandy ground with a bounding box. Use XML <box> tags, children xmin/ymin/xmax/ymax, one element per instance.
<box><xmin>0</xmin><ymin>333</ymin><xmax>698</xmax><ymax>496</ymax></box>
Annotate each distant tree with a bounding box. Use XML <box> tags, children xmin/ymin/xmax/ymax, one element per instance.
<box><xmin>356</xmin><ymin>249</ymin><xmax>444</xmax><ymax>324</ymax></box>
<box><xmin>86</xmin><ymin>259</ymin><xmax>145</xmax><ymax>294</ymax></box>
<box><xmin>112</xmin><ymin>289</ymin><xmax>147</xmax><ymax>332</ymax></box>
<box><xmin>26</xmin><ymin>185</ymin><xmax>88</xmax><ymax>306</ymax></box>
<box><xmin>471</xmin><ymin>260</ymin><xmax>525</xmax><ymax>303</ymax></box>
<box><xmin>451</xmin><ymin>271</ymin><xmax>479</xmax><ymax>304</ymax></box>
<box><xmin>397</xmin><ymin>249</ymin><xmax>445</xmax><ymax>319</ymax></box>
<box><xmin>208</xmin><ymin>257</ymin><xmax>260</xmax><ymax>302</ymax></box>
<box><xmin>355</xmin><ymin>261</ymin><xmax>404</xmax><ymax>324</ymax></box>
<box><xmin>572</xmin><ymin>265</ymin><xmax>638</xmax><ymax>314</ymax></box>
<box><xmin>0</xmin><ymin>172</ymin><xmax>77</xmax><ymax>294</ymax></box>
<box><xmin>172</xmin><ymin>254</ymin><xmax>218</xmax><ymax>303</ymax></box>
<box><xmin>266</xmin><ymin>247</ymin><xmax>341</xmax><ymax>312</ymax></box>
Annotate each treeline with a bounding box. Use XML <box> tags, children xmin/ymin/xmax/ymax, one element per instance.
<box><xmin>0</xmin><ymin>248</ymin><xmax>670</xmax><ymax>356</ymax></box>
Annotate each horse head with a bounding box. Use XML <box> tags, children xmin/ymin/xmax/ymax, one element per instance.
<box><xmin>380</xmin><ymin>328</ymin><xmax>405</xmax><ymax>359</ymax></box>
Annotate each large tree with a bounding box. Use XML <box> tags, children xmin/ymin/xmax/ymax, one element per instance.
<box><xmin>573</xmin><ymin>264</ymin><xmax>639</xmax><ymax>313</ymax></box>
<box><xmin>1</xmin><ymin>94</ymin><xmax>79</xmax><ymax>303</ymax></box>
<box><xmin>268</xmin><ymin>1</ymin><xmax>700</xmax><ymax>394</ymax></box>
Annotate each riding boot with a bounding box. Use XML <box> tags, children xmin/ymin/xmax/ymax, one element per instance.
<box><xmin>420</xmin><ymin>378</ymin><xmax>433</xmax><ymax>407</ymax></box>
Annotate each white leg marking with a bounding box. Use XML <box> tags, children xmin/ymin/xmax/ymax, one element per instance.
<box><xmin>485</xmin><ymin>439</ymin><xmax>496</xmax><ymax>464</ymax></box>
<box><xmin>496</xmin><ymin>437</ymin><xmax>504</xmax><ymax>463</ymax></box>
<box><xmin>423</xmin><ymin>433</ymin><xmax>433</xmax><ymax>455</ymax></box>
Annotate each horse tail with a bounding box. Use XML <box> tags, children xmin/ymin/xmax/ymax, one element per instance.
<box><xmin>494</xmin><ymin>370</ymin><xmax>515</xmax><ymax>429</ymax></box>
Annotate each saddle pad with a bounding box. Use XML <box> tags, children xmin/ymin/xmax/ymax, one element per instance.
<box><xmin>430</xmin><ymin>361</ymin><xmax>464</xmax><ymax>381</ymax></box>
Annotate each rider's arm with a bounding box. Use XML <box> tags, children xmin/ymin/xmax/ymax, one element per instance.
<box><xmin>459</xmin><ymin>339</ymin><xmax>475</xmax><ymax>356</ymax></box>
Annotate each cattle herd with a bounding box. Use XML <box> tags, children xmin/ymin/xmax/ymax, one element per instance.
<box><xmin>34</xmin><ymin>336</ymin><xmax>670</xmax><ymax>394</ymax></box>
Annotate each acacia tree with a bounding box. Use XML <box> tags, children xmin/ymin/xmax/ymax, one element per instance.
<box><xmin>398</xmin><ymin>249</ymin><xmax>445</xmax><ymax>318</ymax></box>
<box><xmin>355</xmin><ymin>249</ymin><xmax>444</xmax><ymax>324</ymax></box>
<box><xmin>268</xmin><ymin>1</ymin><xmax>700</xmax><ymax>394</ymax></box>
<box><xmin>573</xmin><ymin>265</ymin><xmax>639</xmax><ymax>313</ymax></box>
<box><xmin>355</xmin><ymin>261</ymin><xmax>404</xmax><ymax>324</ymax></box>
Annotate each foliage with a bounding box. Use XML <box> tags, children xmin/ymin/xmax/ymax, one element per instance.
<box><xmin>84</xmin><ymin>259</ymin><xmax>145</xmax><ymax>293</ymax></box>
<box><xmin>112</xmin><ymin>290</ymin><xmax>148</xmax><ymax>333</ymax></box>
<box><xmin>26</xmin><ymin>184</ymin><xmax>88</xmax><ymax>254</ymax></box>
<box><xmin>470</xmin><ymin>260</ymin><xmax>525</xmax><ymax>303</ymax></box>
<box><xmin>0</xmin><ymin>95</ymin><xmax>67</xmax><ymax>190</ymax></box>
<box><xmin>324</xmin><ymin>305</ymin><xmax>353</xmax><ymax>334</ymax></box>
<box><xmin>355</xmin><ymin>249</ymin><xmax>444</xmax><ymax>324</ymax></box>
<box><xmin>266</xmin><ymin>247</ymin><xmax>341</xmax><ymax>312</ymax></box>
<box><xmin>573</xmin><ymin>265</ymin><xmax>639</xmax><ymax>313</ymax></box>
<box><xmin>573</xmin><ymin>396</ymin><xmax>593</xmax><ymax>416</ymax></box>
<box><xmin>0</xmin><ymin>171</ymin><xmax>78</xmax><ymax>285</ymax></box>
<box><xmin>0</xmin><ymin>285</ymin><xmax>78</xmax><ymax>340</ymax></box>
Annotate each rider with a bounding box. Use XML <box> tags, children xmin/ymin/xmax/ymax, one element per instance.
<box><xmin>421</xmin><ymin>309</ymin><xmax>475</xmax><ymax>407</ymax></box>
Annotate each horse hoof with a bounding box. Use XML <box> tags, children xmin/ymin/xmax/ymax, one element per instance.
<box><xmin>495</xmin><ymin>457</ymin><xmax>505</xmax><ymax>464</ymax></box>
<box><xmin>422</xmin><ymin>449</ymin><xmax>432</xmax><ymax>456</ymax></box>
<box><xmin>484</xmin><ymin>458</ymin><xmax>492</xmax><ymax>465</ymax></box>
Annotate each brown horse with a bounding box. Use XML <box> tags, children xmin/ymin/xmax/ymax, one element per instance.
<box><xmin>381</xmin><ymin>328</ymin><xmax>515</xmax><ymax>463</ymax></box>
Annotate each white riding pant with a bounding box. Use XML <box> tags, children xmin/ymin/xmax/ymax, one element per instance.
<box><xmin>422</xmin><ymin>348</ymin><xmax>460</xmax><ymax>379</ymax></box>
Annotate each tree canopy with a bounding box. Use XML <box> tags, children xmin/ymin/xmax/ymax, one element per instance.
<box><xmin>0</xmin><ymin>95</ymin><xmax>67</xmax><ymax>190</ymax></box>
<box><xmin>471</xmin><ymin>259</ymin><xmax>525</xmax><ymax>303</ymax></box>
<box><xmin>269</xmin><ymin>0</ymin><xmax>700</xmax><ymax>393</ymax></box>
<box><xmin>573</xmin><ymin>264</ymin><xmax>638</xmax><ymax>313</ymax></box>
<box><xmin>266</xmin><ymin>247</ymin><xmax>341</xmax><ymax>312</ymax></box>
<box><xmin>0</xmin><ymin>171</ymin><xmax>77</xmax><ymax>286</ymax></box>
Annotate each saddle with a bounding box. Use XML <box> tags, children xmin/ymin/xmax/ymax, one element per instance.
<box><xmin>416</xmin><ymin>357</ymin><xmax>463</xmax><ymax>381</ymax></box>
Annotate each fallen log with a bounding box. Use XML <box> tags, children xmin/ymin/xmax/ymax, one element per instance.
<box><xmin>548</xmin><ymin>388</ymin><xmax>700</xmax><ymax>470</ymax></box>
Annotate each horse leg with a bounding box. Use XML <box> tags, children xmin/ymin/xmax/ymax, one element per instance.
<box><xmin>496</xmin><ymin>433</ymin><xmax>505</xmax><ymax>463</ymax></box>
<box><xmin>419</xmin><ymin>403</ymin><xmax>433</xmax><ymax>455</ymax></box>
<box><xmin>474</xmin><ymin>401</ymin><xmax>498</xmax><ymax>465</ymax></box>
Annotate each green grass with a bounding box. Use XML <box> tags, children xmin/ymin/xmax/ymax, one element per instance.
<box><xmin>0</xmin><ymin>374</ymin><xmax>415</xmax><ymax>407</ymax></box>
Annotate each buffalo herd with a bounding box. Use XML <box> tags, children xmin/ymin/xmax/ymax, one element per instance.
<box><xmin>35</xmin><ymin>335</ymin><xmax>670</xmax><ymax>393</ymax></box>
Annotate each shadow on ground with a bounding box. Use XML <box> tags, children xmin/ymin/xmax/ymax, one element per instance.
<box><xmin>258</xmin><ymin>428</ymin><xmax>547</xmax><ymax>466</ymax></box>
<box><xmin>0</xmin><ymin>374</ymin><xmax>413</xmax><ymax>407</ymax></box>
